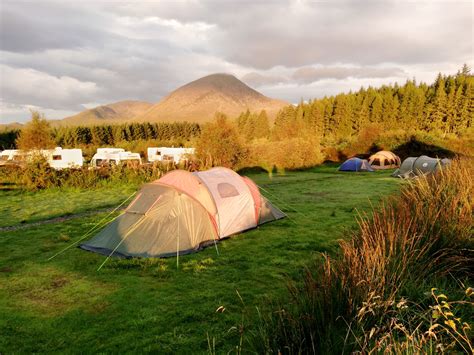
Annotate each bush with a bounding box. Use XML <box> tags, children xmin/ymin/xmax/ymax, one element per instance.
<box><xmin>0</xmin><ymin>162</ymin><xmax>167</xmax><ymax>191</ymax></box>
<box><xmin>252</xmin><ymin>158</ymin><xmax>473</xmax><ymax>353</ymax></box>
<box><xmin>247</xmin><ymin>137</ymin><xmax>325</xmax><ymax>173</ymax></box>
<box><xmin>196</xmin><ymin>113</ymin><xmax>248</xmax><ymax>169</ymax></box>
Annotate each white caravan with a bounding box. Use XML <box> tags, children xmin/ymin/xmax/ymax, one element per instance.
<box><xmin>91</xmin><ymin>148</ymin><xmax>142</xmax><ymax>167</ymax></box>
<box><xmin>41</xmin><ymin>147</ymin><xmax>84</xmax><ymax>169</ymax></box>
<box><xmin>0</xmin><ymin>149</ymin><xmax>24</xmax><ymax>166</ymax></box>
<box><xmin>147</xmin><ymin>147</ymin><xmax>195</xmax><ymax>164</ymax></box>
<box><xmin>0</xmin><ymin>148</ymin><xmax>83</xmax><ymax>169</ymax></box>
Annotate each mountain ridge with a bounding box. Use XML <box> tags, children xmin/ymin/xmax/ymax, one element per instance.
<box><xmin>58</xmin><ymin>100</ymin><xmax>153</xmax><ymax>126</ymax></box>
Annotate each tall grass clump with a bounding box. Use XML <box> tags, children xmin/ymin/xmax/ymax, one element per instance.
<box><xmin>252</xmin><ymin>159</ymin><xmax>473</xmax><ymax>354</ymax></box>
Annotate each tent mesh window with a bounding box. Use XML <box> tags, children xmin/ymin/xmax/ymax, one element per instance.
<box><xmin>217</xmin><ymin>183</ymin><xmax>239</xmax><ymax>198</ymax></box>
<box><xmin>372</xmin><ymin>158</ymin><xmax>380</xmax><ymax>166</ymax></box>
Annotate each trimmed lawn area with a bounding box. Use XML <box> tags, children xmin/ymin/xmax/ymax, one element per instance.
<box><xmin>0</xmin><ymin>166</ymin><xmax>401</xmax><ymax>353</ymax></box>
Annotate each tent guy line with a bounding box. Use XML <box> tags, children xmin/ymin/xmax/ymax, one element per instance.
<box><xmin>47</xmin><ymin>191</ymin><xmax>137</xmax><ymax>261</ymax></box>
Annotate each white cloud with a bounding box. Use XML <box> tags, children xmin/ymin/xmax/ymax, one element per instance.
<box><xmin>0</xmin><ymin>0</ymin><xmax>472</xmax><ymax>123</ymax></box>
<box><xmin>0</xmin><ymin>64</ymin><xmax>99</xmax><ymax>110</ymax></box>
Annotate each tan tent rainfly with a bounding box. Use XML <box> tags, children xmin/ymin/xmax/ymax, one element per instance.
<box><xmin>368</xmin><ymin>151</ymin><xmax>400</xmax><ymax>170</ymax></box>
<box><xmin>80</xmin><ymin>167</ymin><xmax>285</xmax><ymax>258</ymax></box>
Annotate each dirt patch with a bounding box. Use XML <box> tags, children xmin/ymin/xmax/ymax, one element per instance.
<box><xmin>50</xmin><ymin>277</ymin><xmax>69</xmax><ymax>289</ymax></box>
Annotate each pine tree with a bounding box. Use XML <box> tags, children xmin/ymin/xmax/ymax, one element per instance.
<box><xmin>254</xmin><ymin>110</ymin><xmax>270</xmax><ymax>139</ymax></box>
<box><xmin>371</xmin><ymin>94</ymin><xmax>383</xmax><ymax>124</ymax></box>
<box><xmin>332</xmin><ymin>94</ymin><xmax>353</xmax><ymax>138</ymax></box>
<box><xmin>430</xmin><ymin>77</ymin><xmax>448</xmax><ymax>132</ymax></box>
<box><xmin>445</xmin><ymin>83</ymin><xmax>457</xmax><ymax>133</ymax></box>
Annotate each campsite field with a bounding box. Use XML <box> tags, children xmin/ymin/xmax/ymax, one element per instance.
<box><xmin>0</xmin><ymin>166</ymin><xmax>401</xmax><ymax>353</ymax></box>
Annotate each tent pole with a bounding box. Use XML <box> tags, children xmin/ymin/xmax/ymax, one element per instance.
<box><xmin>213</xmin><ymin>238</ymin><xmax>220</xmax><ymax>256</ymax></box>
<box><xmin>176</xmin><ymin>220</ymin><xmax>179</xmax><ymax>270</ymax></box>
<box><xmin>176</xmin><ymin>194</ymin><xmax>181</xmax><ymax>270</ymax></box>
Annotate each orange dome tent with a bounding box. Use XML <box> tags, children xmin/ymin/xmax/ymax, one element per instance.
<box><xmin>80</xmin><ymin>167</ymin><xmax>286</xmax><ymax>258</ymax></box>
<box><xmin>368</xmin><ymin>151</ymin><xmax>400</xmax><ymax>170</ymax></box>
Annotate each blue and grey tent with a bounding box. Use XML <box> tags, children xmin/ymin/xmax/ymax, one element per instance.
<box><xmin>338</xmin><ymin>158</ymin><xmax>374</xmax><ymax>172</ymax></box>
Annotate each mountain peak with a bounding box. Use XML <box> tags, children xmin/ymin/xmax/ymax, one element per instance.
<box><xmin>136</xmin><ymin>73</ymin><xmax>288</xmax><ymax>123</ymax></box>
<box><xmin>56</xmin><ymin>73</ymin><xmax>289</xmax><ymax>126</ymax></box>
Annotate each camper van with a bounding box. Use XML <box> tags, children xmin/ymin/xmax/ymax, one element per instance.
<box><xmin>91</xmin><ymin>148</ymin><xmax>142</xmax><ymax>167</ymax></box>
<box><xmin>147</xmin><ymin>147</ymin><xmax>195</xmax><ymax>164</ymax></box>
<box><xmin>41</xmin><ymin>147</ymin><xmax>84</xmax><ymax>169</ymax></box>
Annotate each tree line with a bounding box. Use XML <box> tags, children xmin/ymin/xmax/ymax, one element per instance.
<box><xmin>267</xmin><ymin>65</ymin><xmax>473</xmax><ymax>142</ymax></box>
<box><xmin>0</xmin><ymin>121</ymin><xmax>201</xmax><ymax>150</ymax></box>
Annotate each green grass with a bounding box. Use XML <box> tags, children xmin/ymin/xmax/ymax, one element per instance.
<box><xmin>0</xmin><ymin>166</ymin><xmax>401</xmax><ymax>353</ymax></box>
<box><xmin>0</xmin><ymin>185</ymin><xmax>137</xmax><ymax>227</ymax></box>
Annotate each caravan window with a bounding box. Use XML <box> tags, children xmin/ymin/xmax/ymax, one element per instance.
<box><xmin>52</xmin><ymin>155</ymin><xmax>62</xmax><ymax>161</ymax></box>
<box><xmin>217</xmin><ymin>183</ymin><xmax>239</xmax><ymax>198</ymax></box>
<box><xmin>163</xmin><ymin>155</ymin><xmax>174</xmax><ymax>161</ymax></box>
<box><xmin>0</xmin><ymin>155</ymin><xmax>8</xmax><ymax>161</ymax></box>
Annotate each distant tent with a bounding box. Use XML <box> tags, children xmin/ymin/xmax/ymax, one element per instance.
<box><xmin>80</xmin><ymin>167</ymin><xmax>286</xmax><ymax>258</ymax></box>
<box><xmin>368</xmin><ymin>151</ymin><xmax>401</xmax><ymax>170</ymax></box>
<box><xmin>338</xmin><ymin>158</ymin><xmax>374</xmax><ymax>172</ymax></box>
<box><xmin>392</xmin><ymin>156</ymin><xmax>451</xmax><ymax>178</ymax></box>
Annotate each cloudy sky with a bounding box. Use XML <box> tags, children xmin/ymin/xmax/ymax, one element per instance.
<box><xmin>0</xmin><ymin>0</ymin><xmax>472</xmax><ymax>123</ymax></box>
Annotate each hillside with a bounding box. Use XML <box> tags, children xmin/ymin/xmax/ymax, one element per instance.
<box><xmin>0</xmin><ymin>122</ymin><xmax>23</xmax><ymax>131</ymax></box>
<box><xmin>134</xmin><ymin>73</ymin><xmax>289</xmax><ymax>123</ymax></box>
<box><xmin>58</xmin><ymin>100</ymin><xmax>153</xmax><ymax>126</ymax></box>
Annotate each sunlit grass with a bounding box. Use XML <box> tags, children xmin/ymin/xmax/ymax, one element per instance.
<box><xmin>0</xmin><ymin>166</ymin><xmax>400</xmax><ymax>352</ymax></box>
